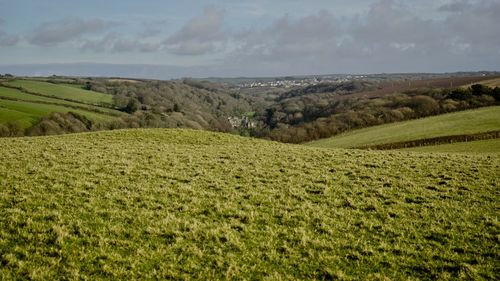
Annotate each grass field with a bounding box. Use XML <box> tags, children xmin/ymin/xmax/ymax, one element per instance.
<box><xmin>4</xmin><ymin>80</ymin><xmax>113</xmax><ymax>105</ymax></box>
<box><xmin>0</xmin><ymin>107</ymin><xmax>36</xmax><ymax>128</ymax></box>
<box><xmin>0</xmin><ymin>129</ymin><xmax>498</xmax><ymax>279</ymax></box>
<box><xmin>307</xmin><ymin>106</ymin><xmax>500</xmax><ymax>149</ymax></box>
<box><xmin>463</xmin><ymin>78</ymin><xmax>500</xmax><ymax>88</ymax></box>
<box><xmin>0</xmin><ymin>99</ymin><xmax>116</xmax><ymax>127</ymax></box>
<box><xmin>401</xmin><ymin>139</ymin><xmax>500</xmax><ymax>154</ymax></box>
<box><xmin>0</xmin><ymin>86</ymin><xmax>124</xmax><ymax>116</ymax></box>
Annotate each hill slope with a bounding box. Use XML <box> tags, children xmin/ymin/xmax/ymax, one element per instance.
<box><xmin>400</xmin><ymin>139</ymin><xmax>500</xmax><ymax>154</ymax></box>
<box><xmin>0</xmin><ymin>99</ymin><xmax>116</xmax><ymax>128</ymax></box>
<box><xmin>307</xmin><ymin>106</ymin><xmax>500</xmax><ymax>149</ymax></box>
<box><xmin>0</xmin><ymin>81</ymin><xmax>123</xmax><ymax>131</ymax></box>
<box><xmin>4</xmin><ymin>80</ymin><xmax>114</xmax><ymax>105</ymax></box>
<box><xmin>0</xmin><ymin>129</ymin><xmax>498</xmax><ymax>279</ymax></box>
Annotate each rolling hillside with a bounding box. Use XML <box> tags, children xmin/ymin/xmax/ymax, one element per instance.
<box><xmin>0</xmin><ymin>86</ymin><xmax>122</xmax><ymax>114</ymax></box>
<box><xmin>0</xmin><ymin>99</ymin><xmax>119</xmax><ymax>129</ymax></box>
<box><xmin>0</xmin><ymin>129</ymin><xmax>498</xmax><ymax>279</ymax></box>
<box><xmin>307</xmin><ymin>106</ymin><xmax>500</xmax><ymax>149</ymax></box>
<box><xmin>0</xmin><ymin>80</ymin><xmax>123</xmax><ymax>129</ymax></box>
<box><xmin>4</xmin><ymin>80</ymin><xmax>114</xmax><ymax>106</ymax></box>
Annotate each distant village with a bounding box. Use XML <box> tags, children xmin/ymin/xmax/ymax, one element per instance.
<box><xmin>239</xmin><ymin>75</ymin><xmax>367</xmax><ymax>88</ymax></box>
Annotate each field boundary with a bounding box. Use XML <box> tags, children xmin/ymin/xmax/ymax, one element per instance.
<box><xmin>357</xmin><ymin>130</ymin><xmax>500</xmax><ymax>150</ymax></box>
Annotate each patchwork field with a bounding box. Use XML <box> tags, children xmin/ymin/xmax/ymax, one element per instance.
<box><xmin>0</xmin><ymin>86</ymin><xmax>123</xmax><ymax>115</ymax></box>
<box><xmin>0</xmin><ymin>99</ymin><xmax>116</xmax><ymax>128</ymax></box>
<box><xmin>4</xmin><ymin>80</ymin><xmax>113</xmax><ymax>106</ymax></box>
<box><xmin>307</xmin><ymin>106</ymin><xmax>500</xmax><ymax>149</ymax></box>
<box><xmin>0</xmin><ymin>81</ymin><xmax>124</xmax><ymax>128</ymax></box>
<box><xmin>0</xmin><ymin>129</ymin><xmax>498</xmax><ymax>279</ymax></box>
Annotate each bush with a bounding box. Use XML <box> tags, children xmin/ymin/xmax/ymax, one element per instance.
<box><xmin>408</xmin><ymin>96</ymin><xmax>439</xmax><ymax>116</ymax></box>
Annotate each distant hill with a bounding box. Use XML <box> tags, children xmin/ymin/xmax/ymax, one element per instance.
<box><xmin>278</xmin><ymin>81</ymin><xmax>376</xmax><ymax>100</ymax></box>
<box><xmin>0</xmin><ymin>128</ymin><xmax>498</xmax><ymax>279</ymax></box>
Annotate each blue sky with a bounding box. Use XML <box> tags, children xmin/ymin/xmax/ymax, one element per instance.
<box><xmin>0</xmin><ymin>0</ymin><xmax>499</xmax><ymax>78</ymax></box>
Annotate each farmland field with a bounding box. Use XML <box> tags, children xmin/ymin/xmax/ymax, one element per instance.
<box><xmin>0</xmin><ymin>129</ymin><xmax>498</xmax><ymax>279</ymax></box>
<box><xmin>0</xmin><ymin>86</ymin><xmax>124</xmax><ymax>116</ymax></box>
<box><xmin>0</xmin><ymin>99</ymin><xmax>116</xmax><ymax>127</ymax></box>
<box><xmin>4</xmin><ymin>80</ymin><xmax>114</xmax><ymax>105</ymax></box>
<box><xmin>463</xmin><ymin>77</ymin><xmax>500</xmax><ymax>88</ymax></box>
<box><xmin>401</xmin><ymin>139</ymin><xmax>500</xmax><ymax>154</ymax></box>
<box><xmin>0</xmin><ymin>107</ymin><xmax>35</xmax><ymax>128</ymax></box>
<box><xmin>307</xmin><ymin>106</ymin><xmax>500</xmax><ymax>149</ymax></box>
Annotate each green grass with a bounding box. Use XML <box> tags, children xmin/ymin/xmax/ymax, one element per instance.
<box><xmin>0</xmin><ymin>86</ymin><xmax>124</xmax><ymax>116</ymax></box>
<box><xmin>0</xmin><ymin>129</ymin><xmax>498</xmax><ymax>279</ymax></box>
<box><xmin>401</xmin><ymin>139</ymin><xmax>500</xmax><ymax>154</ymax></box>
<box><xmin>0</xmin><ymin>107</ymin><xmax>36</xmax><ymax>128</ymax></box>
<box><xmin>307</xmin><ymin>106</ymin><xmax>500</xmax><ymax>148</ymax></box>
<box><xmin>4</xmin><ymin>80</ymin><xmax>113</xmax><ymax>105</ymax></box>
<box><xmin>463</xmin><ymin>77</ymin><xmax>500</xmax><ymax>88</ymax></box>
<box><xmin>0</xmin><ymin>99</ymin><xmax>116</xmax><ymax>127</ymax></box>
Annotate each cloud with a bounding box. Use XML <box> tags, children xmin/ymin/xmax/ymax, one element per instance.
<box><xmin>441</xmin><ymin>0</ymin><xmax>500</xmax><ymax>55</ymax></box>
<box><xmin>164</xmin><ymin>6</ymin><xmax>226</xmax><ymax>55</ymax></box>
<box><xmin>438</xmin><ymin>0</ymin><xmax>473</xmax><ymax>12</ymax></box>
<box><xmin>0</xmin><ymin>33</ymin><xmax>20</xmax><ymax>46</ymax></box>
<box><xmin>80</xmin><ymin>33</ymin><xmax>162</xmax><ymax>53</ymax></box>
<box><xmin>217</xmin><ymin>0</ymin><xmax>500</xmax><ymax>75</ymax></box>
<box><xmin>348</xmin><ymin>0</ymin><xmax>445</xmax><ymax>56</ymax></box>
<box><xmin>234</xmin><ymin>10</ymin><xmax>339</xmax><ymax>60</ymax></box>
<box><xmin>5</xmin><ymin>1</ymin><xmax>500</xmax><ymax>76</ymax></box>
<box><xmin>29</xmin><ymin>18</ymin><xmax>114</xmax><ymax>46</ymax></box>
<box><xmin>0</xmin><ymin>18</ymin><xmax>20</xmax><ymax>47</ymax></box>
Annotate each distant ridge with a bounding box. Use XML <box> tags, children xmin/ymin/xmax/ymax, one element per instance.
<box><xmin>1</xmin><ymin>63</ymin><xmax>498</xmax><ymax>80</ymax></box>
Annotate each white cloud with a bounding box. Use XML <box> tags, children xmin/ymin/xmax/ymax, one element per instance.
<box><xmin>29</xmin><ymin>18</ymin><xmax>114</xmax><ymax>46</ymax></box>
<box><xmin>164</xmin><ymin>6</ymin><xmax>227</xmax><ymax>55</ymax></box>
<box><xmin>0</xmin><ymin>18</ymin><xmax>20</xmax><ymax>46</ymax></box>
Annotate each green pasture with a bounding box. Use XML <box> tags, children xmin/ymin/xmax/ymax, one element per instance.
<box><xmin>463</xmin><ymin>77</ymin><xmax>500</xmax><ymax>88</ymax></box>
<box><xmin>4</xmin><ymin>80</ymin><xmax>113</xmax><ymax>105</ymax></box>
<box><xmin>0</xmin><ymin>86</ymin><xmax>123</xmax><ymax>116</ymax></box>
<box><xmin>0</xmin><ymin>107</ymin><xmax>36</xmax><ymax>128</ymax></box>
<box><xmin>307</xmin><ymin>106</ymin><xmax>500</xmax><ymax>148</ymax></box>
<box><xmin>0</xmin><ymin>99</ymin><xmax>116</xmax><ymax>126</ymax></box>
<box><xmin>401</xmin><ymin>139</ymin><xmax>500</xmax><ymax>154</ymax></box>
<box><xmin>0</xmin><ymin>129</ymin><xmax>498</xmax><ymax>279</ymax></box>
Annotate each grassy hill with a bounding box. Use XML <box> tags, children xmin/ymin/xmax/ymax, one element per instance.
<box><xmin>4</xmin><ymin>80</ymin><xmax>113</xmax><ymax>106</ymax></box>
<box><xmin>401</xmin><ymin>139</ymin><xmax>500</xmax><ymax>154</ymax></box>
<box><xmin>0</xmin><ymin>97</ymin><xmax>118</xmax><ymax>129</ymax></box>
<box><xmin>464</xmin><ymin>77</ymin><xmax>500</xmax><ymax>88</ymax></box>
<box><xmin>0</xmin><ymin>129</ymin><xmax>498</xmax><ymax>279</ymax></box>
<box><xmin>307</xmin><ymin>106</ymin><xmax>500</xmax><ymax>149</ymax></box>
<box><xmin>0</xmin><ymin>86</ymin><xmax>124</xmax><ymax>115</ymax></box>
<box><xmin>0</xmin><ymin>81</ymin><xmax>123</xmax><ymax>130</ymax></box>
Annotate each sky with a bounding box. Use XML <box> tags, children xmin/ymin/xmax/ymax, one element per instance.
<box><xmin>0</xmin><ymin>0</ymin><xmax>499</xmax><ymax>78</ymax></box>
